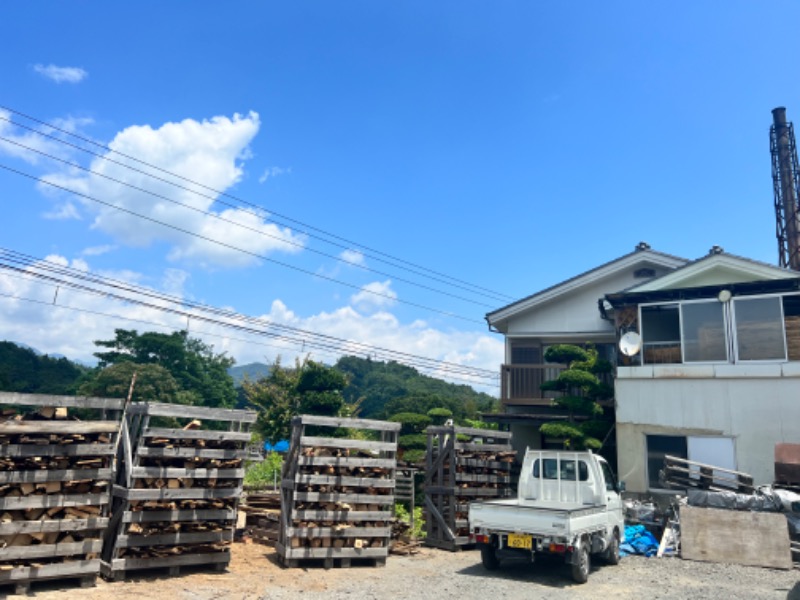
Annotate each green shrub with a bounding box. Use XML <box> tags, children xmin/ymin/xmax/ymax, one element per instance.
<box><xmin>402</xmin><ymin>449</ymin><xmax>426</xmax><ymax>464</ymax></box>
<box><xmin>395</xmin><ymin>503</ymin><xmax>425</xmax><ymax>539</ymax></box>
<box><xmin>399</xmin><ymin>433</ymin><xmax>427</xmax><ymax>451</ymax></box>
<box><xmin>388</xmin><ymin>412</ymin><xmax>431</xmax><ymax>435</ymax></box>
<box><xmin>244</xmin><ymin>451</ymin><xmax>284</xmax><ymax>489</ymax></box>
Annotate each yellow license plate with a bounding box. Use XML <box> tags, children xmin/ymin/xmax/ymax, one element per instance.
<box><xmin>507</xmin><ymin>534</ymin><xmax>532</xmax><ymax>549</ymax></box>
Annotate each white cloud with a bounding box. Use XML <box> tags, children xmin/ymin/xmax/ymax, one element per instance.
<box><xmin>350</xmin><ymin>280</ymin><xmax>397</xmax><ymax>311</ymax></box>
<box><xmin>258</xmin><ymin>166</ymin><xmax>291</xmax><ymax>184</ymax></box>
<box><xmin>340</xmin><ymin>249</ymin><xmax>365</xmax><ymax>266</ymax></box>
<box><xmin>81</xmin><ymin>245</ymin><xmax>116</xmax><ymax>257</ymax></box>
<box><xmin>43</xmin><ymin>201</ymin><xmax>81</xmax><ymax>220</ymax></box>
<box><xmin>33</xmin><ymin>64</ymin><xmax>88</xmax><ymax>84</ymax></box>
<box><xmin>0</xmin><ymin>109</ymin><xmax>84</xmax><ymax>166</ymax></box>
<box><xmin>0</xmin><ymin>259</ymin><xmax>503</xmax><ymax>394</ymax></box>
<box><xmin>43</xmin><ymin>112</ymin><xmax>305</xmax><ymax>267</ymax></box>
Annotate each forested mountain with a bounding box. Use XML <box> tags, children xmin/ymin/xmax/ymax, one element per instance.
<box><xmin>0</xmin><ymin>339</ymin><xmax>499</xmax><ymax>424</ymax></box>
<box><xmin>334</xmin><ymin>355</ymin><xmax>498</xmax><ymax>420</ymax></box>
<box><xmin>0</xmin><ymin>341</ymin><xmax>88</xmax><ymax>395</ymax></box>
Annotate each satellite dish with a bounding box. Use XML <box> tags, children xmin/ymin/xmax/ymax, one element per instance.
<box><xmin>619</xmin><ymin>331</ymin><xmax>642</xmax><ymax>357</ymax></box>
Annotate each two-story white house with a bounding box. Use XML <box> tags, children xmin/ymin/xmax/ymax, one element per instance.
<box><xmin>486</xmin><ymin>243</ymin><xmax>800</xmax><ymax>493</ymax></box>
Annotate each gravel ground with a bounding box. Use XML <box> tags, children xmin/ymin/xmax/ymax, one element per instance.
<box><xmin>21</xmin><ymin>543</ymin><xmax>800</xmax><ymax>600</ymax></box>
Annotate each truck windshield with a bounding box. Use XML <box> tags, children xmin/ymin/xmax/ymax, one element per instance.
<box><xmin>532</xmin><ymin>458</ymin><xmax>588</xmax><ymax>481</ymax></box>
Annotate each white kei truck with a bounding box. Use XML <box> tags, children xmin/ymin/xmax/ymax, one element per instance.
<box><xmin>468</xmin><ymin>449</ymin><xmax>625</xmax><ymax>583</ymax></box>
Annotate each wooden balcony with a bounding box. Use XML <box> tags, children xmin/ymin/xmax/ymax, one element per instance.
<box><xmin>500</xmin><ymin>364</ymin><xmax>566</xmax><ymax>406</ymax></box>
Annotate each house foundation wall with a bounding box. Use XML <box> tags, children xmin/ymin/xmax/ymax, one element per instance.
<box><xmin>616</xmin><ymin>372</ymin><xmax>800</xmax><ymax>493</ymax></box>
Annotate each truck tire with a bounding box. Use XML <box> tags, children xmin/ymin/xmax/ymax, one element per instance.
<box><xmin>604</xmin><ymin>531</ymin><xmax>620</xmax><ymax>565</ymax></box>
<box><xmin>480</xmin><ymin>545</ymin><xmax>500</xmax><ymax>571</ymax></box>
<box><xmin>570</xmin><ymin>544</ymin><xmax>590</xmax><ymax>584</ymax></box>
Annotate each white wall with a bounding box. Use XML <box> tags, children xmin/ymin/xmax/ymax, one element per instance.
<box><xmin>616</xmin><ymin>364</ymin><xmax>800</xmax><ymax>492</ymax></box>
<box><xmin>506</xmin><ymin>267</ymin><xmax>672</xmax><ymax>336</ymax></box>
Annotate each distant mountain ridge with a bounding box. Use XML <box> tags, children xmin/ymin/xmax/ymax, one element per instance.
<box><xmin>228</xmin><ymin>362</ymin><xmax>271</xmax><ymax>386</ymax></box>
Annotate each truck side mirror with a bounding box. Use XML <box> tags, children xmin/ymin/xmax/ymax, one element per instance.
<box><xmin>617</xmin><ymin>481</ymin><xmax>626</xmax><ymax>493</ymax></box>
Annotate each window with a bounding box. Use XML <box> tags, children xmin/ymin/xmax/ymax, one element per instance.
<box><xmin>599</xmin><ymin>461</ymin><xmax>618</xmax><ymax>492</ymax></box>
<box><xmin>734</xmin><ymin>297</ymin><xmax>786</xmax><ymax>361</ymax></box>
<box><xmin>646</xmin><ymin>434</ymin><xmax>735</xmax><ymax>490</ymax></box>
<box><xmin>511</xmin><ymin>345</ymin><xmax>541</xmax><ymax>365</ymax></box>
<box><xmin>641</xmin><ymin>304</ymin><xmax>681</xmax><ymax>364</ymax></box>
<box><xmin>532</xmin><ymin>458</ymin><xmax>589</xmax><ymax>481</ymax></box>
<box><xmin>646</xmin><ymin>435</ymin><xmax>687</xmax><ymax>489</ymax></box>
<box><xmin>681</xmin><ymin>301</ymin><xmax>728</xmax><ymax>362</ymax></box>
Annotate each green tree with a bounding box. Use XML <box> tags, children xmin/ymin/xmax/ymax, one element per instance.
<box><xmin>0</xmin><ymin>342</ymin><xmax>87</xmax><ymax>395</ymax></box>
<box><xmin>243</xmin><ymin>357</ymin><xmax>347</xmax><ymax>445</ymax></box>
<box><xmin>78</xmin><ymin>362</ymin><xmax>182</xmax><ymax>403</ymax></box>
<box><xmin>89</xmin><ymin>329</ymin><xmax>236</xmax><ymax>408</ymax></box>
<box><xmin>539</xmin><ymin>344</ymin><xmax>613</xmax><ymax>450</ymax></box>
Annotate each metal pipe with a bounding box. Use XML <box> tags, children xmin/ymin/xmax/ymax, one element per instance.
<box><xmin>772</xmin><ymin>107</ymin><xmax>800</xmax><ymax>270</ymax></box>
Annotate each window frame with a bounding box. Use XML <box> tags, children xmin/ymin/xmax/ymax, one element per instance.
<box><xmin>731</xmin><ymin>293</ymin><xmax>788</xmax><ymax>363</ymax></box>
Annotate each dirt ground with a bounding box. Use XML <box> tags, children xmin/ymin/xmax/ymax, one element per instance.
<box><xmin>10</xmin><ymin>541</ymin><xmax>800</xmax><ymax>600</ymax></box>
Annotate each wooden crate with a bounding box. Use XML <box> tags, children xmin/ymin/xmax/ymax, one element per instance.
<box><xmin>277</xmin><ymin>415</ymin><xmax>401</xmax><ymax>568</ymax></box>
<box><xmin>101</xmin><ymin>402</ymin><xmax>256</xmax><ymax>580</ymax></box>
<box><xmin>424</xmin><ymin>425</ymin><xmax>515</xmax><ymax>551</ymax></box>
<box><xmin>0</xmin><ymin>391</ymin><xmax>124</xmax><ymax>594</ymax></box>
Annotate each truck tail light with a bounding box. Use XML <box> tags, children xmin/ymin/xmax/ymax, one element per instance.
<box><xmin>549</xmin><ymin>543</ymin><xmax>566</xmax><ymax>553</ymax></box>
<box><xmin>474</xmin><ymin>534</ymin><xmax>490</xmax><ymax>544</ymax></box>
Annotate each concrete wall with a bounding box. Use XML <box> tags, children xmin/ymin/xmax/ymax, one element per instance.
<box><xmin>616</xmin><ymin>363</ymin><xmax>800</xmax><ymax>492</ymax></box>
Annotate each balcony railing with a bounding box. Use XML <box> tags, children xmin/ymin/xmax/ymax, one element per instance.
<box><xmin>500</xmin><ymin>364</ymin><xmax>566</xmax><ymax>403</ymax></box>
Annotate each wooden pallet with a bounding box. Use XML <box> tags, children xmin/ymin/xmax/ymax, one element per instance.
<box><xmin>424</xmin><ymin>425</ymin><xmax>515</xmax><ymax>551</ymax></box>
<box><xmin>0</xmin><ymin>392</ymin><xmax>124</xmax><ymax>591</ymax></box>
<box><xmin>277</xmin><ymin>415</ymin><xmax>400</xmax><ymax>568</ymax></box>
<box><xmin>101</xmin><ymin>402</ymin><xmax>256</xmax><ymax>580</ymax></box>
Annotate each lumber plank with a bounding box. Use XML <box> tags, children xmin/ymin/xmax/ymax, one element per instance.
<box><xmin>112</xmin><ymin>485</ymin><xmax>241</xmax><ymax>501</ymax></box>
<box><xmin>108</xmin><ymin>551</ymin><xmax>229</xmax><ymax>571</ymax></box>
<box><xmin>296</xmin><ymin>457</ymin><xmax>395</xmax><ymax>469</ymax></box>
<box><xmin>0</xmin><ymin>559</ymin><xmax>100</xmax><ymax>582</ymax></box>
<box><xmin>680</xmin><ymin>505</ymin><xmax>792</xmax><ymax>569</ymax></box>
<box><xmin>130</xmin><ymin>467</ymin><xmax>244</xmax><ymax>480</ymax></box>
<box><xmin>296</xmin><ymin>415</ymin><xmax>401</xmax><ymax>432</ymax></box>
<box><xmin>1</xmin><ymin>444</ymin><xmax>115</xmax><ymax>458</ymax></box>
<box><xmin>299</xmin><ymin>436</ymin><xmax>397</xmax><ymax>452</ymax></box>
<box><xmin>137</xmin><ymin>447</ymin><xmax>247</xmax><ymax>460</ymax></box>
<box><xmin>123</xmin><ymin>509</ymin><xmax>235</xmax><ymax>523</ymax></box>
<box><xmin>293</xmin><ymin>475</ymin><xmax>395</xmax><ymax>488</ymax></box>
<box><xmin>127</xmin><ymin>402</ymin><xmax>256</xmax><ymax>423</ymax></box>
<box><xmin>285</xmin><ymin>526</ymin><xmax>392</xmax><ymax>538</ymax></box>
<box><xmin>425</xmin><ymin>426</ymin><xmax>512</xmax><ymax>439</ymax></box>
<box><xmin>116</xmin><ymin>529</ymin><xmax>233</xmax><ymax>548</ymax></box>
<box><xmin>0</xmin><ymin>518</ymin><xmax>109</xmax><ymax>536</ymax></box>
<box><xmin>0</xmin><ymin>493</ymin><xmax>108</xmax><ymax>511</ymax></box>
<box><xmin>0</xmin><ymin>469</ymin><xmax>112</xmax><ymax>485</ymax></box>
<box><xmin>0</xmin><ymin>421</ymin><xmax>120</xmax><ymax>435</ymax></box>
<box><xmin>0</xmin><ymin>392</ymin><xmax>124</xmax><ymax>410</ymax></box>
<box><xmin>142</xmin><ymin>428</ymin><xmax>252</xmax><ymax>442</ymax></box>
<box><xmin>292</xmin><ymin>491</ymin><xmax>394</xmax><ymax>505</ymax></box>
<box><xmin>0</xmin><ymin>539</ymin><xmax>103</xmax><ymax>561</ymax></box>
<box><xmin>278</xmin><ymin>544</ymin><xmax>388</xmax><ymax>559</ymax></box>
<box><xmin>291</xmin><ymin>510</ymin><xmax>392</xmax><ymax>521</ymax></box>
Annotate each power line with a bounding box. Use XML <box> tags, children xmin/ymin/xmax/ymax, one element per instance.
<box><xmin>0</xmin><ymin>162</ymin><xmax>487</xmax><ymax>326</ymax></box>
<box><xmin>0</xmin><ymin>134</ymin><xmax>499</xmax><ymax>309</ymax></box>
<box><xmin>0</xmin><ymin>289</ymin><xmax>498</xmax><ymax>389</ymax></box>
<box><xmin>0</xmin><ymin>107</ymin><xmax>514</xmax><ymax>303</ymax></box>
<box><xmin>0</xmin><ymin>250</ymin><xmax>500</xmax><ymax>380</ymax></box>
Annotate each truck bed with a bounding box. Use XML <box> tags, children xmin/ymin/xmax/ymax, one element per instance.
<box><xmin>469</xmin><ymin>498</ymin><xmax>607</xmax><ymax>539</ymax></box>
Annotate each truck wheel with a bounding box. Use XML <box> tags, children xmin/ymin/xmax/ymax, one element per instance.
<box><xmin>480</xmin><ymin>545</ymin><xmax>500</xmax><ymax>571</ymax></box>
<box><xmin>570</xmin><ymin>544</ymin><xmax>590</xmax><ymax>584</ymax></box>
<box><xmin>605</xmin><ymin>532</ymin><xmax>620</xmax><ymax>565</ymax></box>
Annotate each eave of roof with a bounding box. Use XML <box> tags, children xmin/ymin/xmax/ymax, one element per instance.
<box><xmin>625</xmin><ymin>251</ymin><xmax>797</xmax><ymax>293</ymax></box>
<box><xmin>485</xmin><ymin>247</ymin><xmax>688</xmax><ymax>327</ymax></box>
<box><xmin>605</xmin><ymin>276</ymin><xmax>800</xmax><ymax>307</ymax></box>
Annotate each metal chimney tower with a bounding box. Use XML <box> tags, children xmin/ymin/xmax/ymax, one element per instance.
<box><xmin>770</xmin><ymin>107</ymin><xmax>800</xmax><ymax>271</ymax></box>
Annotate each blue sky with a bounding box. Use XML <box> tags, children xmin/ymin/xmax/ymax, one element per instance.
<box><xmin>2</xmin><ymin>2</ymin><xmax>800</xmax><ymax>393</ymax></box>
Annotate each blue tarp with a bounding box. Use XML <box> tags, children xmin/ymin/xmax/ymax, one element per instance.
<box><xmin>264</xmin><ymin>440</ymin><xmax>290</xmax><ymax>452</ymax></box>
<box><xmin>620</xmin><ymin>524</ymin><xmax>660</xmax><ymax>557</ymax></box>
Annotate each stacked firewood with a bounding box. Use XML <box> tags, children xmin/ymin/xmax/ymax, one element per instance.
<box><xmin>101</xmin><ymin>403</ymin><xmax>256</xmax><ymax>579</ymax></box>
<box><xmin>0</xmin><ymin>393</ymin><xmax>123</xmax><ymax>592</ymax></box>
<box><xmin>424</xmin><ymin>426</ymin><xmax>515</xmax><ymax>551</ymax></box>
<box><xmin>277</xmin><ymin>415</ymin><xmax>401</xmax><ymax>568</ymax></box>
